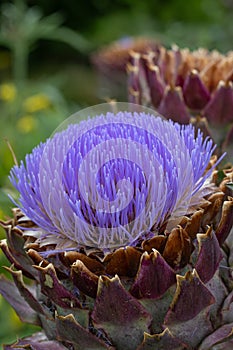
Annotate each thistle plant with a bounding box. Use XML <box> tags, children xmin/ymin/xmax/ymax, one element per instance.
<box><xmin>1</xmin><ymin>103</ymin><xmax>233</xmax><ymax>349</ymax></box>
<box><xmin>127</xmin><ymin>45</ymin><xmax>233</xmax><ymax>161</ymax></box>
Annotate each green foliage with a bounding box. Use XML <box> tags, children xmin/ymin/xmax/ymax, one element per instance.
<box><xmin>30</xmin><ymin>0</ymin><xmax>232</xmax><ymax>51</ymax></box>
<box><xmin>0</xmin><ymin>0</ymin><xmax>90</xmax><ymax>83</ymax></box>
<box><xmin>0</xmin><ymin>296</ymin><xmax>40</xmax><ymax>348</ymax></box>
<box><xmin>89</xmin><ymin>0</ymin><xmax>233</xmax><ymax>51</ymax></box>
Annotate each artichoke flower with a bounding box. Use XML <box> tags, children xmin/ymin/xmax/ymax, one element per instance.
<box><xmin>127</xmin><ymin>46</ymin><xmax>233</xmax><ymax>159</ymax></box>
<box><xmin>1</xmin><ymin>108</ymin><xmax>233</xmax><ymax>349</ymax></box>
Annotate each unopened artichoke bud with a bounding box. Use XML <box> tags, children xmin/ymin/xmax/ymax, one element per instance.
<box><xmin>92</xmin><ymin>37</ymin><xmax>158</xmax><ymax>75</ymax></box>
<box><xmin>127</xmin><ymin>45</ymin><xmax>233</xmax><ymax>155</ymax></box>
<box><xmin>0</xmin><ymin>103</ymin><xmax>232</xmax><ymax>350</ymax></box>
<box><xmin>92</xmin><ymin>37</ymin><xmax>158</xmax><ymax>100</ymax></box>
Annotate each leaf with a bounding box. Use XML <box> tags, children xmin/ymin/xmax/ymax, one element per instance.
<box><xmin>56</xmin><ymin>314</ymin><xmax>113</xmax><ymax>349</ymax></box>
<box><xmin>0</xmin><ymin>274</ymin><xmax>40</xmax><ymax>325</ymax></box>
<box><xmin>3</xmin><ymin>331</ymin><xmax>67</xmax><ymax>350</ymax></box>
<box><xmin>198</xmin><ymin>322</ymin><xmax>233</xmax><ymax>350</ymax></box>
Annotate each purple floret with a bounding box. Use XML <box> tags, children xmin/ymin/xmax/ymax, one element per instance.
<box><xmin>9</xmin><ymin>111</ymin><xmax>219</xmax><ymax>250</ymax></box>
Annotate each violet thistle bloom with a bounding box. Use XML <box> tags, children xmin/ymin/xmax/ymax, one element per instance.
<box><xmin>10</xmin><ymin>110</ymin><xmax>216</xmax><ymax>252</ymax></box>
<box><xmin>1</xmin><ymin>105</ymin><xmax>233</xmax><ymax>349</ymax></box>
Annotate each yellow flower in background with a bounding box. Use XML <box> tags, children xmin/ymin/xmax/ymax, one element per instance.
<box><xmin>23</xmin><ymin>93</ymin><xmax>51</xmax><ymax>113</ymax></box>
<box><xmin>17</xmin><ymin>115</ymin><xmax>38</xmax><ymax>133</ymax></box>
<box><xmin>0</xmin><ymin>83</ymin><xmax>17</xmax><ymax>102</ymax></box>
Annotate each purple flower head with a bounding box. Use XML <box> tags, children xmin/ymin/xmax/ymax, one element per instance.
<box><xmin>10</xmin><ymin>105</ymin><xmax>220</xmax><ymax>252</ymax></box>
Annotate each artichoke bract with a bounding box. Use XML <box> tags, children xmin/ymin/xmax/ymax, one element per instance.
<box><xmin>1</xmin><ymin>108</ymin><xmax>233</xmax><ymax>349</ymax></box>
<box><xmin>127</xmin><ymin>46</ymin><xmax>233</xmax><ymax>160</ymax></box>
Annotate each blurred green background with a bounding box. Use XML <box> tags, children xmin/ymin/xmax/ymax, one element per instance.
<box><xmin>0</xmin><ymin>0</ymin><xmax>232</xmax><ymax>347</ymax></box>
